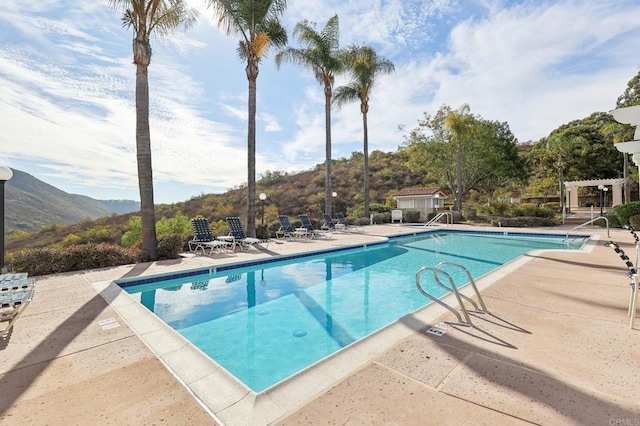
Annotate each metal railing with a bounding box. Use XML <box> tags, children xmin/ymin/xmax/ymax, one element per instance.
<box><xmin>424</xmin><ymin>211</ymin><xmax>453</xmax><ymax>227</ymax></box>
<box><xmin>415</xmin><ymin>262</ymin><xmax>489</xmax><ymax>327</ymax></box>
<box><xmin>565</xmin><ymin>216</ymin><xmax>609</xmax><ymax>241</ymax></box>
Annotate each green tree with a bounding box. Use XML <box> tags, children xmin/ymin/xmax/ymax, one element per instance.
<box><xmin>108</xmin><ymin>0</ymin><xmax>198</xmax><ymax>261</ymax></box>
<box><xmin>403</xmin><ymin>105</ymin><xmax>526</xmax><ymax>211</ymax></box>
<box><xmin>333</xmin><ymin>45</ymin><xmax>394</xmax><ymax>217</ymax></box>
<box><xmin>527</xmin><ymin>113</ymin><xmax>624</xmax><ymax>184</ymax></box>
<box><xmin>207</xmin><ymin>0</ymin><xmax>288</xmax><ymax>237</ymax></box>
<box><xmin>275</xmin><ymin>15</ymin><xmax>343</xmax><ymax>215</ymax></box>
<box><xmin>617</xmin><ymin>71</ymin><xmax>640</xmax><ymax>107</ymax></box>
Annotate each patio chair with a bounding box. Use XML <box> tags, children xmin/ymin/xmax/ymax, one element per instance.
<box><xmin>189</xmin><ymin>218</ymin><xmax>231</xmax><ymax>254</ymax></box>
<box><xmin>1</xmin><ymin>287</ymin><xmax>35</xmax><ymax>337</ymax></box>
<box><xmin>276</xmin><ymin>215</ymin><xmax>308</xmax><ymax>240</ymax></box>
<box><xmin>299</xmin><ymin>214</ymin><xmax>331</xmax><ymax>239</ymax></box>
<box><xmin>336</xmin><ymin>213</ymin><xmax>364</xmax><ymax>233</ymax></box>
<box><xmin>605</xmin><ymin>241</ymin><xmax>638</xmax><ymax>328</ymax></box>
<box><xmin>226</xmin><ymin>217</ymin><xmax>269</xmax><ymax>251</ymax></box>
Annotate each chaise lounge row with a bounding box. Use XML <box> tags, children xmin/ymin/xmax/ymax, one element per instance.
<box><xmin>1</xmin><ymin>273</ymin><xmax>36</xmax><ymax>338</ymax></box>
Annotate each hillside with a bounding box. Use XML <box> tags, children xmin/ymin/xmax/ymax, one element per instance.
<box><xmin>6</xmin><ymin>150</ymin><xmax>432</xmax><ymax>251</ymax></box>
<box><xmin>5</xmin><ymin>169</ymin><xmax>139</xmax><ymax>234</ymax></box>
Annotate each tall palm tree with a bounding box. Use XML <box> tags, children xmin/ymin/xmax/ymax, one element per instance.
<box><xmin>445</xmin><ymin>103</ymin><xmax>472</xmax><ymax>212</ymax></box>
<box><xmin>207</xmin><ymin>0</ymin><xmax>288</xmax><ymax>237</ymax></box>
<box><xmin>275</xmin><ymin>15</ymin><xmax>343</xmax><ymax>216</ymax></box>
<box><xmin>108</xmin><ymin>0</ymin><xmax>198</xmax><ymax>261</ymax></box>
<box><xmin>334</xmin><ymin>45</ymin><xmax>394</xmax><ymax>218</ymax></box>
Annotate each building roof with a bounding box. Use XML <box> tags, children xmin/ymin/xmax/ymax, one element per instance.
<box><xmin>393</xmin><ymin>187</ymin><xmax>443</xmax><ymax>197</ymax></box>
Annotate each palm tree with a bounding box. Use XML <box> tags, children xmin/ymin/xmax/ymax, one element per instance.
<box><xmin>207</xmin><ymin>0</ymin><xmax>288</xmax><ymax>237</ymax></box>
<box><xmin>274</xmin><ymin>15</ymin><xmax>343</xmax><ymax>216</ymax></box>
<box><xmin>445</xmin><ymin>103</ymin><xmax>472</xmax><ymax>212</ymax></box>
<box><xmin>334</xmin><ymin>45</ymin><xmax>394</xmax><ymax>218</ymax></box>
<box><xmin>108</xmin><ymin>0</ymin><xmax>198</xmax><ymax>261</ymax></box>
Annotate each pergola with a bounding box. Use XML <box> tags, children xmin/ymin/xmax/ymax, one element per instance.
<box><xmin>564</xmin><ymin>179</ymin><xmax>625</xmax><ymax>209</ymax></box>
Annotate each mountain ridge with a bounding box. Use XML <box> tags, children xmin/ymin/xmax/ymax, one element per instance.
<box><xmin>5</xmin><ymin>169</ymin><xmax>140</xmax><ymax>234</ymax></box>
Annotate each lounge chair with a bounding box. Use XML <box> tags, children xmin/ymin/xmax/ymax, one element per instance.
<box><xmin>226</xmin><ymin>217</ymin><xmax>269</xmax><ymax>251</ymax></box>
<box><xmin>276</xmin><ymin>215</ymin><xmax>308</xmax><ymax>240</ymax></box>
<box><xmin>336</xmin><ymin>213</ymin><xmax>364</xmax><ymax>233</ymax></box>
<box><xmin>1</xmin><ymin>287</ymin><xmax>35</xmax><ymax>337</ymax></box>
<box><xmin>1</xmin><ymin>277</ymin><xmax>36</xmax><ymax>292</ymax></box>
<box><xmin>0</xmin><ymin>273</ymin><xmax>28</xmax><ymax>282</ymax></box>
<box><xmin>322</xmin><ymin>213</ymin><xmax>344</xmax><ymax>232</ymax></box>
<box><xmin>299</xmin><ymin>214</ymin><xmax>331</xmax><ymax>239</ymax></box>
<box><xmin>189</xmin><ymin>218</ymin><xmax>231</xmax><ymax>254</ymax></box>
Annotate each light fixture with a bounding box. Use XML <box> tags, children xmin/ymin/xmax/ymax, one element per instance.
<box><xmin>0</xmin><ymin>166</ymin><xmax>14</xmax><ymax>274</ymax></box>
<box><xmin>259</xmin><ymin>193</ymin><xmax>267</xmax><ymax>225</ymax></box>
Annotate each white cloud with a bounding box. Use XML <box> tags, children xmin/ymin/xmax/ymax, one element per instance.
<box><xmin>1</xmin><ymin>0</ymin><xmax>640</xmax><ymax>204</ymax></box>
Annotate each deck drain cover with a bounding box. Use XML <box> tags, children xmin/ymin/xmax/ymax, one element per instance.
<box><xmin>99</xmin><ymin>318</ymin><xmax>120</xmax><ymax>330</ymax></box>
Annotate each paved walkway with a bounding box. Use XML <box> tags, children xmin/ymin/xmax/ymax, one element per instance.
<box><xmin>1</xmin><ymin>225</ymin><xmax>638</xmax><ymax>425</ymax></box>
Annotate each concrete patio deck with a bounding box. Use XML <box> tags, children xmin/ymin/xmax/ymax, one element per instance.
<box><xmin>1</xmin><ymin>224</ymin><xmax>638</xmax><ymax>425</ymax></box>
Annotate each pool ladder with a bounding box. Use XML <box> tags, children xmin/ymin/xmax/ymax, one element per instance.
<box><xmin>415</xmin><ymin>262</ymin><xmax>489</xmax><ymax>327</ymax></box>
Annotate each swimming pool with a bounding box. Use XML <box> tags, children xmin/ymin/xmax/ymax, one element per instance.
<box><xmin>119</xmin><ymin>230</ymin><xmax>586</xmax><ymax>392</ymax></box>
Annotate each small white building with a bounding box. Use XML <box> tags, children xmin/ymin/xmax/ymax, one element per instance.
<box><xmin>392</xmin><ymin>187</ymin><xmax>447</xmax><ymax>221</ymax></box>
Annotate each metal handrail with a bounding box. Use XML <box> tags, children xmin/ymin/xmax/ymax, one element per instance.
<box><xmin>415</xmin><ymin>266</ymin><xmax>474</xmax><ymax>327</ymax></box>
<box><xmin>565</xmin><ymin>216</ymin><xmax>609</xmax><ymax>240</ymax></box>
<box><xmin>434</xmin><ymin>262</ymin><xmax>489</xmax><ymax>313</ymax></box>
<box><xmin>424</xmin><ymin>211</ymin><xmax>453</xmax><ymax>227</ymax></box>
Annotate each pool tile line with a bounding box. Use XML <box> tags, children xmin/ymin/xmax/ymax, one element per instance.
<box><xmin>115</xmin><ymin>236</ymin><xmax>390</xmax><ymax>289</ymax></box>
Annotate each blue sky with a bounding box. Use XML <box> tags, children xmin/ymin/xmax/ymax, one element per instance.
<box><xmin>1</xmin><ymin>0</ymin><xmax>640</xmax><ymax>203</ymax></box>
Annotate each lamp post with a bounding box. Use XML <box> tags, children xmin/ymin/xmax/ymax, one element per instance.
<box><xmin>0</xmin><ymin>166</ymin><xmax>13</xmax><ymax>274</ymax></box>
<box><xmin>331</xmin><ymin>192</ymin><xmax>337</xmax><ymax>218</ymax></box>
<box><xmin>603</xmin><ymin>186</ymin><xmax>609</xmax><ymax>213</ymax></box>
<box><xmin>566</xmin><ymin>187</ymin><xmax>571</xmax><ymax>214</ymax></box>
<box><xmin>598</xmin><ymin>185</ymin><xmax>604</xmax><ymax>216</ymax></box>
<box><xmin>259</xmin><ymin>193</ymin><xmax>266</xmax><ymax>225</ymax></box>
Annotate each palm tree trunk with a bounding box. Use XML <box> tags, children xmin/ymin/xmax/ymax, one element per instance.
<box><xmin>363</xmin><ymin>111</ymin><xmax>370</xmax><ymax>218</ymax></box>
<box><xmin>246</xmin><ymin>59</ymin><xmax>258</xmax><ymax>237</ymax></box>
<box><xmin>455</xmin><ymin>143</ymin><xmax>463</xmax><ymax>212</ymax></box>
<box><xmin>324</xmin><ymin>86</ymin><xmax>332</xmax><ymax>216</ymax></box>
<box><xmin>135</xmin><ymin>61</ymin><xmax>158</xmax><ymax>261</ymax></box>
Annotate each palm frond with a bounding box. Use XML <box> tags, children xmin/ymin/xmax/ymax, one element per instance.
<box><xmin>333</xmin><ymin>84</ymin><xmax>361</xmax><ymax>108</ymax></box>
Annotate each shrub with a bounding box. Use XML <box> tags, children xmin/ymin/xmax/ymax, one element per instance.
<box><xmin>509</xmin><ymin>204</ymin><xmax>555</xmax><ymax>218</ymax></box>
<box><xmin>156</xmin><ymin>234</ymin><xmax>188</xmax><ymax>260</ymax></box>
<box><xmin>371</xmin><ymin>212</ymin><xmax>390</xmax><ymax>224</ymax></box>
<box><xmin>613</xmin><ymin>201</ymin><xmax>640</xmax><ymax>226</ymax></box>
<box><xmin>255</xmin><ymin>224</ymin><xmax>270</xmax><ymax>240</ymax></box>
<box><xmin>490</xmin><ymin>216</ymin><xmax>559</xmax><ymax>227</ymax></box>
<box><xmin>356</xmin><ymin>217</ymin><xmax>370</xmax><ymax>226</ymax></box>
<box><xmin>404</xmin><ymin>210</ymin><xmax>421</xmax><ymax>223</ymax></box>
<box><xmin>8</xmin><ymin>244</ymin><xmax>138</xmax><ymax>276</ymax></box>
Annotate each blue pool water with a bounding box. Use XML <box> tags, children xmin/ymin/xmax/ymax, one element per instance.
<box><xmin>120</xmin><ymin>230</ymin><xmax>586</xmax><ymax>392</ymax></box>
